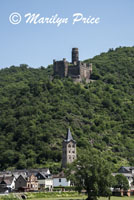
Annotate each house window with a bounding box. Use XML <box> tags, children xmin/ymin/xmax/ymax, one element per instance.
<box><xmin>59</xmin><ymin>179</ymin><xmax>61</xmax><ymax>182</ymax></box>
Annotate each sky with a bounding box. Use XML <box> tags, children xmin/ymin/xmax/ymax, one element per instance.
<box><xmin>0</xmin><ymin>0</ymin><xmax>134</xmax><ymax>69</ymax></box>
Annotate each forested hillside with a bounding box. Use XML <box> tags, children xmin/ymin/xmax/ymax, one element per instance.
<box><xmin>0</xmin><ymin>46</ymin><xmax>134</xmax><ymax>172</ymax></box>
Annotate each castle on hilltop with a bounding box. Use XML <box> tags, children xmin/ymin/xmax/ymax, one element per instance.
<box><xmin>53</xmin><ymin>48</ymin><xmax>92</xmax><ymax>82</ymax></box>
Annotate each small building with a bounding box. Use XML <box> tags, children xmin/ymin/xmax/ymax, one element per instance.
<box><xmin>36</xmin><ymin>172</ymin><xmax>53</xmax><ymax>191</ymax></box>
<box><xmin>53</xmin><ymin>171</ymin><xmax>71</xmax><ymax>187</ymax></box>
<box><xmin>0</xmin><ymin>175</ymin><xmax>15</xmax><ymax>193</ymax></box>
<box><xmin>15</xmin><ymin>174</ymin><xmax>38</xmax><ymax>192</ymax></box>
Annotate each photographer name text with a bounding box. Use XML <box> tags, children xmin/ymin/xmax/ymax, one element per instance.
<box><xmin>9</xmin><ymin>12</ymin><xmax>101</xmax><ymax>26</ymax></box>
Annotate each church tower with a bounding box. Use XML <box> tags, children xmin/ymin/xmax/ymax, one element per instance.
<box><xmin>62</xmin><ymin>128</ymin><xmax>76</xmax><ymax>168</ymax></box>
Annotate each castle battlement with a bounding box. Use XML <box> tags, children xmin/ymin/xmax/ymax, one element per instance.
<box><xmin>53</xmin><ymin>48</ymin><xmax>92</xmax><ymax>82</ymax></box>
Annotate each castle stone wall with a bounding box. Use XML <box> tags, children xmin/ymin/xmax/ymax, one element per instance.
<box><xmin>68</xmin><ymin>64</ymin><xmax>80</xmax><ymax>77</ymax></box>
<box><xmin>53</xmin><ymin>60</ymin><xmax>68</xmax><ymax>78</ymax></box>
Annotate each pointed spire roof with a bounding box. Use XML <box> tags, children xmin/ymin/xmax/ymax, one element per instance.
<box><xmin>66</xmin><ymin>128</ymin><xmax>73</xmax><ymax>141</ymax></box>
<box><xmin>65</xmin><ymin>128</ymin><xmax>76</xmax><ymax>143</ymax></box>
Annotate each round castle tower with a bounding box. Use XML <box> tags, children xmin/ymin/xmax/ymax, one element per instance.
<box><xmin>72</xmin><ymin>48</ymin><xmax>79</xmax><ymax>64</ymax></box>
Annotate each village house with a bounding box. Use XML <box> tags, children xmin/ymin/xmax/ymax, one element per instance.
<box><xmin>36</xmin><ymin>172</ymin><xmax>53</xmax><ymax>191</ymax></box>
<box><xmin>15</xmin><ymin>174</ymin><xmax>38</xmax><ymax>192</ymax></box>
<box><xmin>0</xmin><ymin>175</ymin><xmax>16</xmax><ymax>193</ymax></box>
<box><xmin>53</xmin><ymin>171</ymin><xmax>71</xmax><ymax>187</ymax></box>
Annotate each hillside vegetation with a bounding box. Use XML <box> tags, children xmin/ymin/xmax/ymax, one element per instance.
<box><xmin>0</xmin><ymin>47</ymin><xmax>134</xmax><ymax>172</ymax></box>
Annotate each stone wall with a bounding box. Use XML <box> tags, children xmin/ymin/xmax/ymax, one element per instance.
<box><xmin>68</xmin><ymin>64</ymin><xmax>80</xmax><ymax>77</ymax></box>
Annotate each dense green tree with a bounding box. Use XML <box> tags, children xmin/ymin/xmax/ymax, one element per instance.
<box><xmin>65</xmin><ymin>151</ymin><xmax>113</xmax><ymax>200</ymax></box>
<box><xmin>114</xmin><ymin>174</ymin><xmax>129</xmax><ymax>190</ymax></box>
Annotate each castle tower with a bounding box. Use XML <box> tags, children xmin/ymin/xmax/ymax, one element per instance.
<box><xmin>62</xmin><ymin>128</ymin><xmax>76</xmax><ymax>168</ymax></box>
<box><xmin>72</xmin><ymin>48</ymin><xmax>79</xmax><ymax>64</ymax></box>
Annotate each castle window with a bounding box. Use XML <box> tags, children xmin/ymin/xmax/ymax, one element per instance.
<box><xmin>68</xmin><ymin>144</ymin><xmax>71</xmax><ymax>148</ymax></box>
<box><xmin>72</xmin><ymin>151</ymin><xmax>75</xmax><ymax>153</ymax></box>
<box><xmin>59</xmin><ymin>178</ymin><xmax>61</xmax><ymax>182</ymax></box>
<box><xmin>72</xmin><ymin>144</ymin><xmax>75</xmax><ymax>148</ymax></box>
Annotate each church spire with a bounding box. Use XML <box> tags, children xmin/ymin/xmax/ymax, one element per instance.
<box><xmin>66</xmin><ymin>128</ymin><xmax>73</xmax><ymax>141</ymax></box>
<box><xmin>65</xmin><ymin>128</ymin><xmax>76</xmax><ymax>143</ymax></box>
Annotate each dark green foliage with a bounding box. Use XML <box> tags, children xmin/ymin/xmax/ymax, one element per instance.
<box><xmin>114</xmin><ymin>174</ymin><xmax>129</xmax><ymax>190</ymax></box>
<box><xmin>65</xmin><ymin>150</ymin><xmax>113</xmax><ymax>200</ymax></box>
<box><xmin>0</xmin><ymin>46</ymin><xmax>134</xmax><ymax>171</ymax></box>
